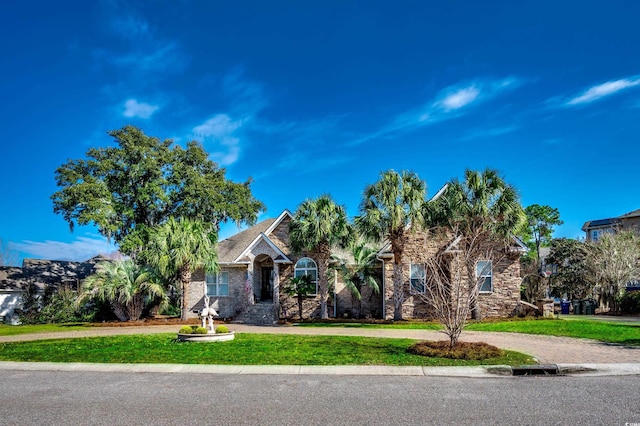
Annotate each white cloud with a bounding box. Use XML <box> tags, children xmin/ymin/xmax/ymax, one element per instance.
<box><xmin>565</xmin><ymin>77</ymin><xmax>640</xmax><ymax>106</ymax></box>
<box><xmin>192</xmin><ymin>114</ymin><xmax>244</xmax><ymax>166</ymax></box>
<box><xmin>437</xmin><ymin>86</ymin><xmax>480</xmax><ymax>111</ymax></box>
<box><xmin>349</xmin><ymin>77</ymin><xmax>522</xmax><ymax>146</ymax></box>
<box><xmin>13</xmin><ymin>236</ymin><xmax>118</xmax><ymax>262</ymax></box>
<box><xmin>123</xmin><ymin>99</ymin><xmax>159</xmax><ymax>118</ymax></box>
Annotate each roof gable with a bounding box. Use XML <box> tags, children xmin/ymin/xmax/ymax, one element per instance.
<box><xmin>217</xmin><ymin>210</ymin><xmax>294</xmax><ymax>264</ymax></box>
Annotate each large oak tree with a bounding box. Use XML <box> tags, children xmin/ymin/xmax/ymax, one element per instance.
<box><xmin>51</xmin><ymin>125</ymin><xmax>264</xmax><ymax>255</ymax></box>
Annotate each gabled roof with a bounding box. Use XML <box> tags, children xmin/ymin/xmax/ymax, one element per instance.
<box><xmin>217</xmin><ymin>210</ymin><xmax>293</xmax><ymax>264</ymax></box>
<box><xmin>234</xmin><ymin>232</ymin><xmax>292</xmax><ymax>264</ymax></box>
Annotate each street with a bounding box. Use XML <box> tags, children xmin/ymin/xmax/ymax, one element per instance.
<box><xmin>0</xmin><ymin>370</ymin><xmax>638</xmax><ymax>425</ymax></box>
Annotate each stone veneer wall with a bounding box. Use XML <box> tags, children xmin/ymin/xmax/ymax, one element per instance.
<box><xmin>382</xmin><ymin>228</ymin><xmax>521</xmax><ymax>320</ymax></box>
<box><xmin>188</xmin><ymin>266</ymin><xmax>247</xmax><ymax>319</ymax></box>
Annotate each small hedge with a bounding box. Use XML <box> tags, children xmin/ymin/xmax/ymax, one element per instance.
<box><xmin>194</xmin><ymin>327</ymin><xmax>208</xmax><ymax>334</ymax></box>
<box><xmin>215</xmin><ymin>325</ymin><xmax>229</xmax><ymax>333</ymax></box>
<box><xmin>407</xmin><ymin>341</ymin><xmax>503</xmax><ymax>360</ymax></box>
<box><xmin>178</xmin><ymin>326</ymin><xmax>194</xmax><ymax>334</ymax></box>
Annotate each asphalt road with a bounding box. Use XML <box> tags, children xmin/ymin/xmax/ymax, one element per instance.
<box><xmin>1</xmin><ymin>370</ymin><xmax>638</xmax><ymax>425</ymax></box>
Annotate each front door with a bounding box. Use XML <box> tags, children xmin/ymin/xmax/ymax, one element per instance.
<box><xmin>261</xmin><ymin>267</ymin><xmax>274</xmax><ymax>302</ymax></box>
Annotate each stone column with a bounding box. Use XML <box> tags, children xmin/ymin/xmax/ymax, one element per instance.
<box><xmin>273</xmin><ymin>265</ymin><xmax>280</xmax><ymax>319</ymax></box>
<box><xmin>246</xmin><ymin>262</ymin><xmax>255</xmax><ymax>306</ymax></box>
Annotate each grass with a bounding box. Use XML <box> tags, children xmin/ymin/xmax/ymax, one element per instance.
<box><xmin>296</xmin><ymin>318</ymin><xmax>640</xmax><ymax>346</ymax></box>
<box><xmin>466</xmin><ymin>319</ymin><xmax>640</xmax><ymax>346</ymax></box>
<box><xmin>0</xmin><ymin>333</ymin><xmax>534</xmax><ymax>366</ymax></box>
<box><xmin>0</xmin><ymin>323</ymin><xmax>93</xmax><ymax>336</ymax></box>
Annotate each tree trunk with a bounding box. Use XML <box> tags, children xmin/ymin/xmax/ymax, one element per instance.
<box><xmin>298</xmin><ymin>294</ymin><xmax>304</xmax><ymax>320</ymax></box>
<box><xmin>317</xmin><ymin>249</ymin><xmax>330</xmax><ymax>320</ymax></box>
<box><xmin>392</xmin><ymin>262</ymin><xmax>404</xmax><ymax>321</ymax></box>
<box><xmin>180</xmin><ymin>265</ymin><xmax>192</xmax><ymax>321</ymax></box>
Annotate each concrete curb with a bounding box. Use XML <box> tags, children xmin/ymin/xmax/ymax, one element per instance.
<box><xmin>1</xmin><ymin>361</ymin><xmax>638</xmax><ymax>377</ymax></box>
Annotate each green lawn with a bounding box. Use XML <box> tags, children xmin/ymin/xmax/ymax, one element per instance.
<box><xmin>0</xmin><ymin>333</ymin><xmax>533</xmax><ymax>366</ymax></box>
<box><xmin>296</xmin><ymin>318</ymin><xmax>640</xmax><ymax>346</ymax></box>
<box><xmin>466</xmin><ymin>319</ymin><xmax>640</xmax><ymax>346</ymax></box>
<box><xmin>0</xmin><ymin>323</ymin><xmax>92</xmax><ymax>336</ymax></box>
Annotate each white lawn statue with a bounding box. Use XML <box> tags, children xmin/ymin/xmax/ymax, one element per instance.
<box><xmin>200</xmin><ymin>295</ymin><xmax>219</xmax><ymax>333</ymax></box>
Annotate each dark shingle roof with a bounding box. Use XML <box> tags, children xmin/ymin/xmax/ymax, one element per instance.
<box><xmin>217</xmin><ymin>218</ymin><xmax>277</xmax><ymax>263</ymax></box>
<box><xmin>0</xmin><ymin>256</ymin><xmax>107</xmax><ymax>291</ymax></box>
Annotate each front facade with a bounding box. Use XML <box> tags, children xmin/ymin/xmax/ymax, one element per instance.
<box><xmin>582</xmin><ymin>208</ymin><xmax>640</xmax><ymax>241</ymax></box>
<box><xmin>377</xmin><ymin>228</ymin><xmax>526</xmax><ymax>320</ymax></box>
<box><xmin>187</xmin><ymin>210</ymin><xmax>525</xmax><ymax>323</ymax></box>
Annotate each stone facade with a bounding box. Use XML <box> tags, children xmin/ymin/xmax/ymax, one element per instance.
<box><xmin>380</xmin><ymin>228</ymin><xmax>522</xmax><ymax>320</ymax></box>
<box><xmin>189</xmin><ymin>266</ymin><xmax>247</xmax><ymax>319</ymax></box>
<box><xmin>187</xmin><ymin>210</ymin><xmax>523</xmax><ymax>323</ymax></box>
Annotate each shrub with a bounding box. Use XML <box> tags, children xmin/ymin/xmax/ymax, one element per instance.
<box><xmin>178</xmin><ymin>326</ymin><xmax>193</xmax><ymax>334</ymax></box>
<box><xmin>618</xmin><ymin>291</ymin><xmax>640</xmax><ymax>314</ymax></box>
<box><xmin>194</xmin><ymin>327</ymin><xmax>208</xmax><ymax>334</ymax></box>
<box><xmin>407</xmin><ymin>341</ymin><xmax>503</xmax><ymax>360</ymax></box>
<box><xmin>215</xmin><ymin>325</ymin><xmax>229</xmax><ymax>333</ymax></box>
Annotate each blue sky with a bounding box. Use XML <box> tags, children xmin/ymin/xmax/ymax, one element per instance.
<box><xmin>2</xmin><ymin>1</ymin><xmax>639</xmax><ymax>265</ymax></box>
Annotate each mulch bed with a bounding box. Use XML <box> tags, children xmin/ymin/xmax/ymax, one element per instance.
<box><xmin>407</xmin><ymin>340</ymin><xmax>503</xmax><ymax>360</ymax></box>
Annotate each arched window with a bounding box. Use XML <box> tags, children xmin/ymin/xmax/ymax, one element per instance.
<box><xmin>294</xmin><ymin>257</ymin><xmax>318</xmax><ymax>296</ymax></box>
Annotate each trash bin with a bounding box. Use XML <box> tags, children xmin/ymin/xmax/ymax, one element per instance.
<box><xmin>583</xmin><ymin>299</ymin><xmax>595</xmax><ymax>315</ymax></box>
<box><xmin>560</xmin><ymin>300</ymin><xmax>570</xmax><ymax>314</ymax></box>
<box><xmin>572</xmin><ymin>300</ymin><xmax>582</xmax><ymax>314</ymax></box>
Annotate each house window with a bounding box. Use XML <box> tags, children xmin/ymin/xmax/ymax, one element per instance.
<box><xmin>206</xmin><ymin>271</ymin><xmax>229</xmax><ymax>296</ymax></box>
<box><xmin>410</xmin><ymin>263</ymin><xmax>426</xmax><ymax>294</ymax></box>
<box><xmin>591</xmin><ymin>229</ymin><xmax>601</xmax><ymax>241</ymax></box>
<box><xmin>294</xmin><ymin>257</ymin><xmax>318</xmax><ymax>296</ymax></box>
<box><xmin>476</xmin><ymin>260</ymin><xmax>493</xmax><ymax>293</ymax></box>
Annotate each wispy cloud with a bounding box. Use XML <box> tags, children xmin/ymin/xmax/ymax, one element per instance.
<box><xmin>123</xmin><ymin>99</ymin><xmax>159</xmax><ymax>118</ymax></box>
<box><xmin>188</xmin><ymin>69</ymin><xmax>270</xmax><ymax>167</ymax></box>
<box><xmin>192</xmin><ymin>114</ymin><xmax>244</xmax><ymax>166</ymax></box>
<box><xmin>109</xmin><ymin>13</ymin><xmax>150</xmax><ymax>41</ymax></box>
<box><xmin>565</xmin><ymin>77</ymin><xmax>640</xmax><ymax>106</ymax></box>
<box><xmin>460</xmin><ymin>125</ymin><xmax>520</xmax><ymax>141</ymax></box>
<box><xmin>436</xmin><ymin>86</ymin><xmax>481</xmax><ymax>111</ymax></box>
<box><xmin>349</xmin><ymin>77</ymin><xmax>522</xmax><ymax>145</ymax></box>
<box><xmin>13</xmin><ymin>235</ymin><xmax>118</xmax><ymax>262</ymax></box>
<box><xmin>94</xmin><ymin>3</ymin><xmax>188</xmax><ymax>78</ymax></box>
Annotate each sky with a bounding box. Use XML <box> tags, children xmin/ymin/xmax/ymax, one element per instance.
<box><xmin>1</xmin><ymin>1</ymin><xmax>639</xmax><ymax>265</ymax></box>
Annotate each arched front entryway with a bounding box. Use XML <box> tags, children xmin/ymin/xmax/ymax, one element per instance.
<box><xmin>253</xmin><ymin>254</ymin><xmax>273</xmax><ymax>303</ymax></box>
<box><xmin>251</xmin><ymin>254</ymin><xmax>281</xmax><ymax>304</ymax></box>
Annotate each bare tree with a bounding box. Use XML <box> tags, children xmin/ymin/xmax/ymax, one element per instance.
<box><xmin>0</xmin><ymin>238</ymin><xmax>18</xmax><ymax>266</ymax></box>
<box><xmin>587</xmin><ymin>231</ymin><xmax>640</xmax><ymax>311</ymax></box>
<box><xmin>417</xmin><ymin>228</ymin><xmax>509</xmax><ymax>348</ymax></box>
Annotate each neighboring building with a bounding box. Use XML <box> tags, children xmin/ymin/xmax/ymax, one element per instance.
<box><xmin>187</xmin><ymin>210</ymin><xmax>526</xmax><ymax>323</ymax></box>
<box><xmin>0</xmin><ymin>256</ymin><xmax>105</xmax><ymax>323</ymax></box>
<box><xmin>582</xmin><ymin>208</ymin><xmax>640</xmax><ymax>241</ymax></box>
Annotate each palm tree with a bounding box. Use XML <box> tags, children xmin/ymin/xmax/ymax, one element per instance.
<box><xmin>289</xmin><ymin>195</ymin><xmax>353</xmax><ymax>319</ymax></box>
<box><xmin>143</xmin><ymin>216</ymin><xmax>218</xmax><ymax>321</ymax></box>
<box><xmin>282</xmin><ymin>274</ymin><xmax>315</xmax><ymax>320</ymax></box>
<box><xmin>355</xmin><ymin>170</ymin><xmax>426</xmax><ymax>320</ymax></box>
<box><xmin>332</xmin><ymin>241</ymin><xmax>380</xmax><ymax>318</ymax></box>
<box><xmin>426</xmin><ymin>168</ymin><xmax>526</xmax><ymax>318</ymax></box>
<box><xmin>79</xmin><ymin>259</ymin><xmax>167</xmax><ymax>322</ymax></box>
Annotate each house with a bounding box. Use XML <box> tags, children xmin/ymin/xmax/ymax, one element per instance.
<box><xmin>187</xmin><ymin>210</ymin><xmax>526</xmax><ymax>323</ymax></box>
<box><xmin>186</xmin><ymin>210</ymin><xmax>379</xmax><ymax>324</ymax></box>
<box><xmin>376</xmin><ymin>227</ymin><xmax>527</xmax><ymax>320</ymax></box>
<box><xmin>0</xmin><ymin>256</ymin><xmax>105</xmax><ymax>323</ymax></box>
<box><xmin>582</xmin><ymin>208</ymin><xmax>640</xmax><ymax>241</ymax></box>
